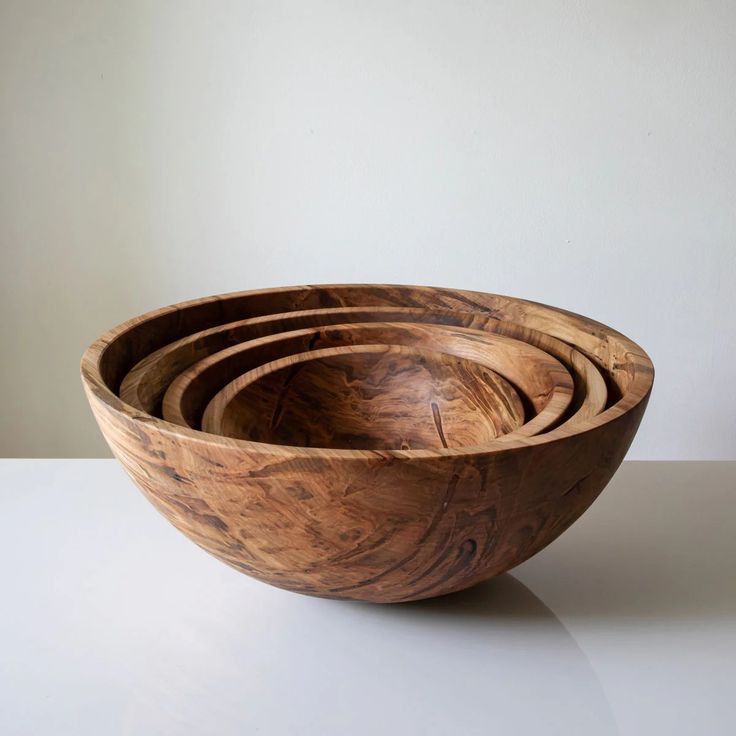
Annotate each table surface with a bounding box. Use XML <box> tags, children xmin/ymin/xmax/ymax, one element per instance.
<box><xmin>1</xmin><ymin>460</ymin><xmax>734</xmax><ymax>735</ymax></box>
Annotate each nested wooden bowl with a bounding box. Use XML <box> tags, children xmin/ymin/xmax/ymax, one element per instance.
<box><xmin>196</xmin><ymin>322</ymin><xmax>576</xmax><ymax>443</ymax></box>
<box><xmin>204</xmin><ymin>344</ymin><xmax>527</xmax><ymax>449</ymax></box>
<box><xmin>81</xmin><ymin>284</ymin><xmax>653</xmax><ymax>603</ymax></box>
<box><xmin>119</xmin><ymin>305</ymin><xmax>604</xmax><ymax>430</ymax></box>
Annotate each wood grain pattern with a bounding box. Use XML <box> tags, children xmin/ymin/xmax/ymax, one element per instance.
<box><xmin>205</xmin><ymin>344</ymin><xmax>526</xmax><ymax>449</ymax></box>
<box><xmin>119</xmin><ymin>306</ymin><xmax>435</xmax><ymax>415</ymax></box>
<box><xmin>198</xmin><ymin>322</ymin><xmax>575</xmax><ymax>444</ymax></box>
<box><xmin>120</xmin><ymin>306</ymin><xmax>600</xmax><ymax>424</ymax></box>
<box><xmin>157</xmin><ymin>308</ymin><xmax>604</xmax><ymax>431</ymax></box>
<box><xmin>81</xmin><ymin>284</ymin><xmax>653</xmax><ymax>603</ymax></box>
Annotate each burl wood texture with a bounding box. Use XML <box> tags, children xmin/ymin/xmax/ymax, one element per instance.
<box><xmin>198</xmin><ymin>322</ymin><xmax>577</xmax><ymax>444</ymax></box>
<box><xmin>205</xmin><ymin>344</ymin><xmax>525</xmax><ymax>449</ymax></box>
<box><xmin>81</xmin><ymin>285</ymin><xmax>653</xmax><ymax>603</ymax></box>
<box><xmin>119</xmin><ymin>306</ymin><xmax>602</xmax><ymax>430</ymax></box>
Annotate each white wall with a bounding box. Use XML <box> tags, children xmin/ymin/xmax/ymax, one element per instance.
<box><xmin>1</xmin><ymin>0</ymin><xmax>734</xmax><ymax>459</ymax></box>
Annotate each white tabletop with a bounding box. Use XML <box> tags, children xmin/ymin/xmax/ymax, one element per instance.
<box><xmin>1</xmin><ymin>460</ymin><xmax>734</xmax><ymax>735</ymax></box>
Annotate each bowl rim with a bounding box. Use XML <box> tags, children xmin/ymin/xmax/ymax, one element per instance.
<box><xmin>121</xmin><ymin>305</ymin><xmax>601</xmax><ymax>426</ymax></box>
<box><xmin>161</xmin><ymin>315</ymin><xmax>605</xmax><ymax>432</ymax></box>
<box><xmin>203</xmin><ymin>341</ymin><xmax>533</xmax><ymax>448</ymax></box>
<box><xmin>80</xmin><ymin>283</ymin><xmax>654</xmax><ymax>461</ymax></box>
<box><xmin>193</xmin><ymin>323</ymin><xmax>579</xmax><ymax>445</ymax></box>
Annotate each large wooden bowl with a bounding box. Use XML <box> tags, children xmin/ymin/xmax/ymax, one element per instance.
<box><xmin>81</xmin><ymin>285</ymin><xmax>653</xmax><ymax>603</ymax></box>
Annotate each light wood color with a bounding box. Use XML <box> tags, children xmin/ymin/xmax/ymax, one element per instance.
<box><xmin>81</xmin><ymin>285</ymin><xmax>653</xmax><ymax>603</ymax></box>
<box><xmin>205</xmin><ymin>344</ymin><xmax>526</xmax><ymax>449</ymax></box>
<box><xmin>131</xmin><ymin>306</ymin><xmax>606</xmax><ymax>430</ymax></box>
<box><xmin>197</xmin><ymin>322</ymin><xmax>576</xmax><ymax>443</ymax></box>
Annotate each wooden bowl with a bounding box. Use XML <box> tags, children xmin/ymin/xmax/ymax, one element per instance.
<box><xmin>196</xmin><ymin>322</ymin><xmax>576</xmax><ymax>442</ymax></box>
<box><xmin>81</xmin><ymin>285</ymin><xmax>653</xmax><ymax>603</ymax></box>
<box><xmin>204</xmin><ymin>344</ymin><xmax>527</xmax><ymax>449</ymax></box>
<box><xmin>118</xmin><ymin>305</ymin><xmax>603</xmax><ymax>430</ymax></box>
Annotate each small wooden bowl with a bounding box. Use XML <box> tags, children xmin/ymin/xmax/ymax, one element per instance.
<box><xmin>81</xmin><ymin>284</ymin><xmax>653</xmax><ymax>603</ymax></box>
<box><xmin>115</xmin><ymin>305</ymin><xmax>602</xmax><ymax>430</ymax></box>
<box><xmin>195</xmin><ymin>321</ymin><xmax>575</xmax><ymax>442</ymax></box>
<box><xmin>204</xmin><ymin>344</ymin><xmax>527</xmax><ymax>449</ymax></box>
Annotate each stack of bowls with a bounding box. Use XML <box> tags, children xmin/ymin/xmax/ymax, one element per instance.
<box><xmin>81</xmin><ymin>284</ymin><xmax>653</xmax><ymax>603</ymax></box>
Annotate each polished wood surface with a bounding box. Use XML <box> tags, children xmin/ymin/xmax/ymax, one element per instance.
<box><xmin>175</xmin><ymin>320</ymin><xmax>576</xmax><ymax>439</ymax></box>
<box><xmin>81</xmin><ymin>284</ymin><xmax>653</xmax><ymax>602</ymax></box>
<box><xmin>120</xmin><ymin>306</ymin><xmax>602</xmax><ymax>430</ymax></box>
<box><xmin>205</xmin><ymin>344</ymin><xmax>526</xmax><ymax>449</ymax></box>
<box><xmin>162</xmin><ymin>309</ymin><xmax>606</xmax><ymax>432</ymax></box>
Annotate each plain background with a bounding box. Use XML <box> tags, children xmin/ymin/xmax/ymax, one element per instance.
<box><xmin>1</xmin><ymin>0</ymin><xmax>734</xmax><ymax>459</ymax></box>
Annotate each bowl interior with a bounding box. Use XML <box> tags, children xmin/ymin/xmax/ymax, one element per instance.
<box><xmin>119</xmin><ymin>304</ymin><xmax>606</xmax><ymax>430</ymax></box>
<box><xmin>211</xmin><ymin>345</ymin><xmax>526</xmax><ymax>451</ymax></box>
<box><xmin>170</xmin><ymin>320</ymin><xmax>577</xmax><ymax>438</ymax></box>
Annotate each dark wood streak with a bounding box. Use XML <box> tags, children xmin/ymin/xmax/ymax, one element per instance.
<box><xmin>269</xmin><ymin>362</ymin><xmax>304</xmax><ymax>432</ymax></box>
<box><xmin>431</xmin><ymin>402</ymin><xmax>449</xmax><ymax>449</ymax></box>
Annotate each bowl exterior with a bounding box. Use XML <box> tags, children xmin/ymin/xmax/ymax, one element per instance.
<box><xmin>84</xmin><ymin>380</ymin><xmax>650</xmax><ymax>603</ymax></box>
